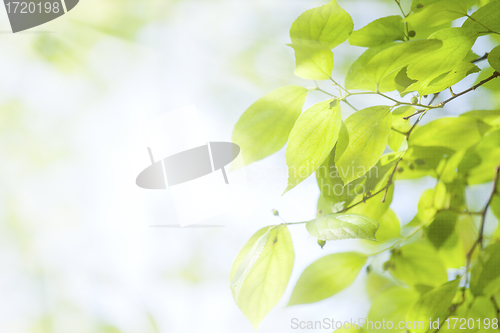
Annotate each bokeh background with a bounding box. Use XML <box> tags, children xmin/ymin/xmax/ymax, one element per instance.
<box><xmin>1</xmin><ymin>0</ymin><xmax>499</xmax><ymax>332</ymax></box>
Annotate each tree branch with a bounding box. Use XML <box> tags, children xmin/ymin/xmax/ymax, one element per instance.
<box><xmin>403</xmin><ymin>71</ymin><xmax>500</xmax><ymax>120</ymax></box>
<box><xmin>471</xmin><ymin>53</ymin><xmax>489</xmax><ymax>63</ymax></box>
<box><xmin>463</xmin><ymin>164</ymin><xmax>500</xmax><ymax>301</ymax></box>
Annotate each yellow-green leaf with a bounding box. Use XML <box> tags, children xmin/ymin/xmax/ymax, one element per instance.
<box><xmin>289</xmin><ymin>44</ymin><xmax>334</xmax><ymax>80</ymax></box>
<box><xmin>462</xmin><ymin>0</ymin><xmax>500</xmax><ymax>34</ymax></box>
<box><xmin>232</xmin><ymin>86</ymin><xmax>308</xmax><ymax>166</ymax></box>
<box><xmin>409</xmin><ymin>116</ymin><xmax>489</xmax><ymax>151</ymax></box>
<box><xmin>335</xmin><ymin>106</ymin><xmax>392</xmax><ymax>184</ymax></box>
<box><xmin>288</xmin><ymin>252</ymin><xmax>367</xmax><ymax>305</ymax></box>
<box><xmin>365</xmin><ymin>40</ymin><xmax>442</xmax><ymax>84</ymax></box>
<box><xmin>470</xmin><ymin>241</ymin><xmax>500</xmax><ymax>297</ymax></box>
<box><xmin>230</xmin><ymin>226</ymin><xmax>294</xmax><ymax>329</ymax></box>
<box><xmin>385</xmin><ymin>242</ymin><xmax>448</xmax><ymax>287</ymax></box>
<box><xmin>488</xmin><ymin>45</ymin><xmax>500</xmax><ymax>72</ymax></box>
<box><xmin>285</xmin><ymin>100</ymin><xmax>342</xmax><ymax>192</ymax></box>
<box><xmin>306</xmin><ymin>213</ymin><xmax>379</xmax><ymax>241</ymax></box>
<box><xmin>290</xmin><ymin>0</ymin><xmax>353</xmax><ymax>49</ymax></box>
<box><xmin>407</xmin><ymin>279</ymin><xmax>461</xmax><ymax>333</ymax></box>
<box><xmin>349</xmin><ymin>16</ymin><xmax>405</xmax><ymax>47</ymax></box>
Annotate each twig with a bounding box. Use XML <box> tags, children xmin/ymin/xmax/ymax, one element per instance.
<box><xmin>439</xmin><ymin>71</ymin><xmax>500</xmax><ymax>106</ymax></box>
<box><xmin>403</xmin><ymin>72</ymin><xmax>500</xmax><ymax>120</ymax></box>
<box><xmin>341</xmin><ymin>99</ymin><xmax>359</xmax><ymax>111</ymax></box>
<box><xmin>463</xmin><ymin>164</ymin><xmax>500</xmax><ymax>301</ymax></box>
<box><xmin>471</xmin><ymin>53</ymin><xmax>489</xmax><ymax>63</ymax></box>
<box><xmin>341</xmin><ymin>185</ymin><xmax>390</xmax><ymax>212</ymax></box>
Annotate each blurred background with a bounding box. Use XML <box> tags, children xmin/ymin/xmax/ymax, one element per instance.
<box><xmin>0</xmin><ymin>0</ymin><xmax>499</xmax><ymax>332</ymax></box>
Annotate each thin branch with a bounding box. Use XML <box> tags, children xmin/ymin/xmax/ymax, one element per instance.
<box><xmin>471</xmin><ymin>52</ymin><xmax>489</xmax><ymax>63</ymax></box>
<box><xmin>395</xmin><ymin>0</ymin><xmax>407</xmax><ymax>17</ymax></box>
<box><xmin>463</xmin><ymin>164</ymin><xmax>500</xmax><ymax>301</ymax></box>
<box><xmin>341</xmin><ymin>185</ymin><xmax>390</xmax><ymax>212</ymax></box>
<box><xmin>330</xmin><ymin>77</ymin><xmax>349</xmax><ymax>94</ymax></box>
<box><xmin>391</xmin><ymin>127</ymin><xmax>407</xmax><ymax>135</ymax></box>
<box><xmin>440</xmin><ymin>71</ymin><xmax>500</xmax><ymax>106</ymax></box>
<box><xmin>341</xmin><ymin>99</ymin><xmax>359</xmax><ymax>111</ymax></box>
<box><xmin>403</xmin><ymin>72</ymin><xmax>500</xmax><ymax>120</ymax></box>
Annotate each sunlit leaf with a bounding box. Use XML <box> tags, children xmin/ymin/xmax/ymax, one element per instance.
<box><xmin>285</xmin><ymin>100</ymin><xmax>341</xmax><ymax>192</ymax></box>
<box><xmin>405</xmin><ymin>28</ymin><xmax>479</xmax><ymax>94</ymax></box>
<box><xmin>345</xmin><ymin>45</ymin><xmax>399</xmax><ymax>92</ymax></box>
<box><xmin>407</xmin><ymin>279</ymin><xmax>461</xmax><ymax>333</ymax></box>
<box><xmin>366</xmin><ymin>271</ymin><xmax>397</xmax><ymax>301</ymax></box>
<box><xmin>288</xmin><ymin>252</ymin><xmax>366</xmax><ymax>305</ymax></box>
<box><xmin>406</xmin><ymin>0</ymin><xmax>471</xmax><ymax>28</ymax></box>
<box><xmin>488</xmin><ymin>45</ymin><xmax>500</xmax><ymax>72</ymax></box>
<box><xmin>289</xmin><ymin>44</ymin><xmax>334</xmax><ymax>80</ymax></box>
<box><xmin>335</xmin><ymin>106</ymin><xmax>392</xmax><ymax>184</ymax></box>
<box><xmin>306</xmin><ymin>213</ymin><xmax>379</xmax><ymax>241</ymax></box>
<box><xmin>230</xmin><ymin>226</ymin><xmax>294</xmax><ymax>329</ymax></box>
<box><xmin>290</xmin><ymin>0</ymin><xmax>353</xmax><ymax>49</ymax></box>
<box><xmin>374</xmin><ymin>209</ymin><xmax>401</xmax><ymax>243</ymax></box>
<box><xmin>349</xmin><ymin>16</ymin><xmax>405</xmax><ymax>47</ymax></box>
<box><xmin>365</xmin><ymin>40</ymin><xmax>442</xmax><ymax>84</ymax></box>
<box><xmin>409</xmin><ymin>116</ymin><xmax>489</xmax><ymax>151</ymax></box>
<box><xmin>385</xmin><ymin>242</ymin><xmax>448</xmax><ymax>287</ymax></box>
<box><xmin>232</xmin><ymin>86</ymin><xmax>308</xmax><ymax>166</ymax></box>
<box><xmin>462</xmin><ymin>0</ymin><xmax>500</xmax><ymax>34</ymax></box>
<box><xmin>470</xmin><ymin>241</ymin><xmax>500</xmax><ymax>297</ymax></box>
<box><xmin>366</xmin><ymin>286</ymin><xmax>419</xmax><ymax>333</ymax></box>
<box><xmin>425</xmin><ymin>210</ymin><xmax>458</xmax><ymax>249</ymax></box>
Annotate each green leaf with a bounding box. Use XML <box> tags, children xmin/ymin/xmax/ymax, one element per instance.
<box><xmin>375</xmin><ymin>209</ymin><xmax>401</xmax><ymax>243</ymax></box>
<box><xmin>335</xmin><ymin>106</ymin><xmax>392</xmax><ymax>184</ymax></box>
<box><xmin>349</xmin><ymin>16</ymin><xmax>405</xmax><ymax>47</ymax></box>
<box><xmin>388</xmin><ymin>106</ymin><xmax>414</xmax><ymax>151</ymax></box>
<box><xmin>406</xmin><ymin>0</ymin><xmax>470</xmax><ymax>29</ymax></box>
<box><xmin>230</xmin><ymin>226</ymin><xmax>294</xmax><ymax>329</ymax></box>
<box><xmin>366</xmin><ymin>286</ymin><xmax>420</xmax><ymax>333</ymax></box>
<box><xmin>396</xmin><ymin>145</ymin><xmax>454</xmax><ymax>180</ymax></box>
<box><xmin>488</xmin><ymin>45</ymin><xmax>500</xmax><ymax>72</ymax></box>
<box><xmin>439</xmin><ymin>294</ymin><xmax>497</xmax><ymax>333</ymax></box>
<box><xmin>232</xmin><ymin>86</ymin><xmax>308</xmax><ymax>166</ymax></box>
<box><xmin>470</xmin><ymin>241</ymin><xmax>500</xmax><ymax>297</ymax></box>
<box><xmin>288</xmin><ymin>252</ymin><xmax>367</xmax><ymax>305</ymax></box>
<box><xmin>461</xmin><ymin>110</ymin><xmax>500</xmax><ymax>127</ymax></box>
<box><xmin>462</xmin><ymin>0</ymin><xmax>500</xmax><ymax>34</ymax></box>
<box><xmin>395</xmin><ymin>67</ymin><xmax>417</xmax><ymax>96</ymax></box>
<box><xmin>405</xmin><ymin>28</ymin><xmax>479</xmax><ymax>95</ymax></box>
<box><xmin>345</xmin><ymin>45</ymin><xmax>399</xmax><ymax>92</ymax></box>
<box><xmin>425</xmin><ymin>210</ymin><xmax>458</xmax><ymax>249</ymax></box>
<box><xmin>365</xmin><ymin>40</ymin><xmax>442</xmax><ymax>84</ymax></box>
<box><xmin>411</xmin><ymin>61</ymin><xmax>480</xmax><ymax>95</ymax></box>
<box><xmin>285</xmin><ymin>100</ymin><xmax>342</xmax><ymax>192</ymax></box>
<box><xmin>316</xmin><ymin>143</ymin><xmax>365</xmax><ymax>208</ymax></box>
<box><xmin>458</xmin><ymin>128</ymin><xmax>500</xmax><ymax>184</ymax></box>
<box><xmin>350</xmin><ymin>186</ymin><xmax>394</xmax><ymax>221</ymax></box>
<box><xmin>385</xmin><ymin>242</ymin><xmax>448</xmax><ymax>287</ymax></box>
<box><xmin>407</xmin><ymin>279</ymin><xmax>461</xmax><ymax>333</ymax></box>
<box><xmin>290</xmin><ymin>0</ymin><xmax>353</xmax><ymax>49</ymax></box>
<box><xmin>289</xmin><ymin>44</ymin><xmax>333</xmax><ymax>80</ymax></box>
<box><xmin>409</xmin><ymin>116</ymin><xmax>488</xmax><ymax>151</ymax></box>
<box><xmin>306</xmin><ymin>213</ymin><xmax>379</xmax><ymax>241</ymax></box>
<box><xmin>366</xmin><ymin>271</ymin><xmax>397</xmax><ymax>301</ymax></box>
